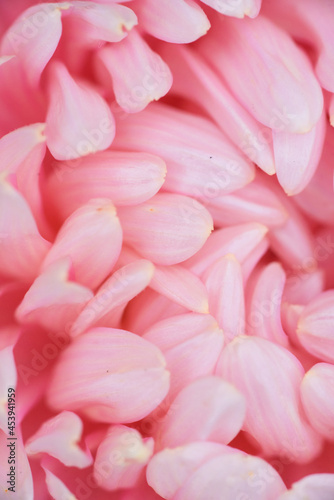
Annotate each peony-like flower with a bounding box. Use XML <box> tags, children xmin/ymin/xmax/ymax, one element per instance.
<box><xmin>0</xmin><ymin>0</ymin><xmax>334</xmax><ymax>499</ymax></box>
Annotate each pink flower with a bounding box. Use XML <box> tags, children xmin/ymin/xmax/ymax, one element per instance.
<box><xmin>0</xmin><ymin>0</ymin><xmax>334</xmax><ymax>498</ymax></box>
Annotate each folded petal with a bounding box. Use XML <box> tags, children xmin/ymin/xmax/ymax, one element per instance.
<box><xmin>47</xmin><ymin>327</ymin><xmax>170</xmax><ymax>423</ymax></box>
<box><xmin>143</xmin><ymin>313</ymin><xmax>224</xmax><ymax>398</ymax></box>
<box><xmin>117</xmin><ymin>193</ymin><xmax>213</xmax><ymax>265</ymax></box>
<box><xmin>199</xmin><ymin>15</ymin><xmax>323</xmax><ymax>133</ymax></box>
<box><xmin>0</xmin><ymin>179</ymin><xmax>51</xmax><ymax>282</ymax></box>
<box><xmin>199</xmin><ymin>0</ymin><xmax>261</xmax><ymax>17</ymax></box>
<box><xmin>70</xmin><ymin>260</ymin><xmax>154</xmax><ymax>337</ymax></box>
<box><xmin>273</xmin><ymin>111</ymin><xmax>326</xmax><ymax>195</ymax></box>
<box><xmin>96</xmin><ymin>29</ymin><xmax>172</xmax><ymax>113</ymax></box>
<box><xmin>277</xmin><ymin>474</ymin><xmax>334</xmax><ymax>500</ymax></box>
<box><xmin>134</xmin><ymin>0</ymin><xmax>210</xmax><ymax>43</ymax></box>
<box><xmin>94</xmin><ymin>425</ymin><xmax>154</xmax><ymax>491</ymax></box>
<box><xmin>16</xmin><ymin>257</ymin><xmax>93</xmax><ymax>332</ymax></box>
<box><xmin>0</xmin><ymin>2</ymin><xmax>69</xmax><ymax>85</ymax></box>
<box><xmin>46</xmin><ymin>61</ymin><xmax>115</xmax><ymax>160</ymax></box>
<box><xmin>26</xmin><ymin>411</ymin><xmax>92</xmax><ymax>468</ymax></box>
<box><xmin>217</xmin><ymin>336</ymin><xmax>322</xmax><ymax>462</ymax></box>
<box><xmin>204</xmin><ymin>254</ymin><xmax>245</xmax><ymax>342</ymax></box>
<box><xmin>150</xmin><ymin>265</ymin><xmax>209</xmax><ymax>314</ymax></box>
<box><xmin>113</xmin><ymin>103</ymin><xmax>255</xmax><ymax>196</ymax></box>
<box><xmin>42</xmin><ymin>199</ymin><xmax>122</xmax><ymax>289</ymax></box>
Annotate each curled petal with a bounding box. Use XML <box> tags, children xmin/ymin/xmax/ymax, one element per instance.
<box><xmin>134</xmin><ymin>0</ymin><xmax>210</xmax><ymax>43</ymax></box>
<box><xmin>45</xmin><ymin>151</ymin><xmax>167</xmax><ymax>222</ymax></box>
<box><xmin>277</xmin><ymin>474</ymin><xmax>334</xmax><ymax>500</ymax></box>
<box><xmin>43</xmin><ymin>466</ymin><xmax>77</xmax><ymax>500</ymax></box>
<box><xmin>42</xmin><ymin>199</ymin><xmax>122</xmax><ymax>289</ymax></box>
<box><xmin>158</xmin><ymin>376</ymin><xmax>246</xmax><ymax>449</ymax></box>
<box><xmin>96</xmin><ymin>30</ymin><xmax>172</xmax><ymax>113</ymax></box>
<box><xmin>117</xmin><ymin>193</ymin><xmax>213</xmax><ymax>265</ymax></box>
<box><xmin>47</xmin><ymin>327</ymin><xmax>170</xmax><ymax>423</ymax></box>
<box><xmin>217</xmin><ymin>336</ymin><xmax>322</xmax><ymax>462</ymax></box>
<box><xmin>46</xmin><ymin>61</ymin><xmax>115</xmax><ymax>160</ymax></box>
<box><xmin>26</xmin><ymin>411</ymin><xmax>92</xmax><ymax>468</ymax></box>
<box><xmin>0</xmin><ymin>2</ymin><xmax>69</xmax><ymax>85</ymax></box>
<box><xmin>70</xmin><ymin>260</ymin><xmax>154</xmax><ymax>337</ymax></box>
<box><xmin>199</xmin><ymin>0</ymin><xmax>261</xmax><ymax>17</ymax></box>
<box><xmin>16</xmin><ymin>257</ymin><xmax>93</xmax><ymax>333</ymax></box>
<box><xmin>150</xmin><ymin>265</ymin><xmax>209</xmax><ymax>314</ymax></box>
<box><xmin>204</xmin><ymin>254</ymin><xmax>245</xmax><ymax>342</ymax></box>
<box><xmin>94</xmin><ymin>425</ymin><xmax>154</xmax><ymax>491</ymax></box>
<box><xmin>0</xmin><ymin>179</ymin><xmax>50</xmax><ymax>282</ymax></box>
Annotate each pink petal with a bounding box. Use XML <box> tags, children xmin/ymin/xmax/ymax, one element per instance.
<box><xmin>96</xmin><ymin>29</ymin><xmax>172</xmax><ymax>113</ymax></box>
<box><xmin>146</xmin><ymin>442</ymin><xmax>240</xmax><ymax>499</ymax></box>
<box><xmin>199</xmin><ymin>0</ymin><xmax>261</xmax><ymax>17</ymax></box>
<box><xmin>173</xmin><ymin>453</ymin><xmax>286</xmax><ymax>500</ymax></box>
<box><xmin>204</xmin><ymin>254</ymin><xmax>245</xmax><ymax>342</ymax></box>
<box><xmin>0</xmin><ymin>346</ymin><xmax>17</xmax><ymax>433</ymax></box>
<box><xmin>246</xmin><ymin>262</ymin><xmax>289</xmax><ymax>346</ymax></box>
<box><xmin>217</xmin><ymin>336</ymin><xmax>322</xmax><ymax>462</ymax></box>
<box><xmin>47</xmin><ymin>327</ymin><xmax>170</xmax><ymax>423</ymax></box>
<box><xmin>199</xmin><ymin>15</ymin><xmax>323</xmax><ymax>134</ymax></box>
<box><xmin>277</xmin><ymin>474</ymin><xmax>334</xmax><ymax>500</ymax></box>
<box><xmin>45</xmin><ymin>151</ymin><xmax>167</xmax><ymax>222</ymax></box>
<box><xmin>43</xmin><ymin>466</ymin><xmax>77</xmax><ymax>500</ymax></box>
<box><xmin>113</xmin><ymin>103</ymin><xmax>255</xmax><ymax>196</ymax></box>
<box><xmin>301</xmin><ymin>363</ymin><xmax>334</xmax><ymax>441</ymax></box>
<box><xmin>69</xmin><ymin>1</ymin><xmax>137</xmax><ymax>43</ymax></box>
<box><xmin>0</xmin><ymin>178</ymin><xmax>51</xmax><ymax>282</ymax></box>
<box><xmin>158</xmin><ymin>376</ymin><xmax>246</xmax><ymax>448</ymax></box>
<box><xmin>94</xmin><ymin>425</ymin><xmax>154</xmax><ymax>491</ymax></box>
<box><xmin>185</xmin><ymin>223</ymin><xmax>268</xmax><ymax>277</ymax></box>
<box><xmin>117</xmin><ymin>193</ymin><xmax>213</xmax><ymax>265</ymax></box>
<box><xmin>150</xmin><ymin>265</ymin><xmax>209</xmax><ymax>314</ymax></box>
<box><xmin>143</xmin><ymin>313</ymin><xmax>224</xmax><ymax>398</ymax></box>
<box><xmin>0</xmin><ymin>3</ymin><xmax>69</xmax><ymax>85</ymax></box>
<box><xmin>330</xmin><ymin>94</ymin><xmax>334</xmax><ymax>127</ymax></box>
<box><xmin>0</xmin><ymin>430</ymin><xmax>33</xmax><ymax>498</ymax></box>
<box><xmin>16</xmin><ymin>257</ymin><xmax>93</xmax><ymax>333</ymax></box>
<box><xmin>70</xmin><ymin>260</ymin><xmax>154</xmax><ymax>337</ymax></box>
<box><xmin>134</xmin><ymin>0</ymin><xmax>210</xmax><ymax>43</ymax></box>
<box><xmin>273</xmin><ymin>111</ymin><xmax>326</xmax><ymax>195</ymax></box>
<box><xmin>241</xmin><ymin>237</ymin><xmax>270</xmax><ymax>284</ymax></box>
<box><xmin>283</xmin><ymin>268</ymin><xmax>324</xmax><ymax>305</ymax></box>
<box><xmin>26</xmin><ymin>411</ymin><xmax>92</xmax><ymax>468</ymax></box>
<box><xmin>42</xmin><ymin>199</ymin><xmax>122</xmax><ymax>289</ymax></box>
<box><xmin>297</xmin><ymin>291</ymin><xmax>334</xmax><ymax>363</ymax></box>
<box><xmin>46</xmin><ymin>61</ymin><xmax>115</xmax><ymax>160</ymax></box>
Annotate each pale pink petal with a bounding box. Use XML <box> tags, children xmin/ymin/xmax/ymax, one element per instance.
<box><xmin>94</xmin><ymin>425</ymin><xmax>154</xmax><ymax>491</ymax></box>
<box><xmin>200</xmin><ymin>0</ymin><xmax>261</xmax><ymax>17</ymax></box>
<box><xmin>42</xmin><ymin>199</ymin><xmax>122</xmax><ymax>289</ymax></box>
<box><xmin>204</xmin><ymin>254</ymin><xmax>245</xmax><ymax>342</ymax></box>
<box><xmin>143</xmin><ymin>313</ymin><xmax>224</xmax><ymax>398</ymax></box>
<box><xmin>150</xmin><ymin>265</ymin><xmax>209</xmax><ymax>314</ymax></box>
<box><xmin>0</xmin><ymin>123</ymin><xmax>45</xmax><ymax>174</ymax></box>
<box><xmin>217</xmin><ymin>336</ymin><xmax>322</xmax><ymax>462</ymax></box>
<box><xmin>0</xmin><ymin>3</ymin><xmax>70</xmax><ymax>85</ymax></box>
<box><xmin>281</xmin><ymin>303</ymin><xmax>304</xmax><ymax>347</ymax></box>
<box><xmin>117</xmin><ymin>193</ymin><xmax>213</xmax><ymax>265</ymax></box>
<box><xmin>297</xmin><ymin>291</ymin><xmax>334</xmax><ymax>363</ymax></box>
<box><xmin>173</xmin><ymin>453</ymin><xmax>286</xmax><ymax>500</ymax></box>
<box><xmin>185</xmin><ymin>223</ymin><xmax>268</xmax><ymax>277</ymax></box>
<box><xmin>199</xmin><ymin>15</ymin><xmax>323</xmax><ymax>133</ymax></box>
<box><xmin>147</xmin><ymin>442</ymin><xmax>240</xmax><ymax>499</ymax></box>
<box><xmin>16</xmin><ymin>257</ymin><xmax>93</xmax><ymax>333</ymax></box>
<box><xmin>241</xmin><ymin>237</ymin><xmax>270</xmax><ymax>284</ymax></box>
<box><xmin>301</xmin><ymin>363</ymin><xmax>334</xmax><ymax>441</ymax></box>
<box><xmin>46</xmin><ymin>61</ymin><xmax>115</xmax><ymax>160</ymax></box>
<box><xmin>246</xmin><ymin>262</ymin><xmax>289</xmax><ymax>346</ymax></box>
<box><xmin>134</xmin><ymin>0</ymin><xmax>210</xmax><ymax>43</ymax></box>
<box><xmin>26</xmin><ymin>411</ymin><xmax>92</xmax><ymax>468</ymax></box>
<box><xmin>0</xmin><ymin>55</ymin><xmax>14</xmax><ymax>66</ymax></box>
<box><xmin>47</xmin><ymin>327</ymin><xmax>170</xmax><ymax>423</ymax></box>
<box><xmin>70</xmin><ymin>260</ymin><xmax>154</xmax><ymax>337</ymax></box>
<box><xmin>113</xmin><ymin>103</ymin><xmax>255</xmax><ymax>196</ymax></box>
<box><xmin>158</xmin><ymin>376</ymin><xmax>245</xmax><ymax>449</ymax></box>
<box><xmin>96</xmin><ymin>29</ymin><xmax>172</xmax><ymax>113</ymax></box>
<box><xmin>273</xmin><ymin>111</ymin><xmax>326</xmax><ymax>195</ymax></box>
<box><xmin>0</xmin><ymin>346</ymin><xmax>17</xmax><ymax>433</ymax></box>
<box><xmin>0</xmin><ymin>430</ymin><xmax>33</xmax><ymax>499</ymax></box>
<box><xmin>43</xmin><ymin>466</ymin><xmax>78</xmax><ymax>500</ymax></box>
<box><xmin>69</xmin><ymin>1</ymin><xmax>137</xmax><ymax>43</ymax></box>
<box><xmin>283</xmin><ymin>268</ymin><xmax>324</xmax><ymax>305</ymax></box>
<box><xmin>277</xmin><ymin>474</ymin><xmax>334</xmax><ymax>500</ymax></box>
<box><xmin>0</xmin><ymin>179</ymin><xmax>51</xmax><ymax>282</ymax></box>
<box><xmin>45</xmin><ymin>151</ymin><xmax>166</xmax><ymax>222</ymax></box>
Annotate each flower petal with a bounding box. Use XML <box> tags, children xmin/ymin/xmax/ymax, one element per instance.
<box><xmin>277</xmin><ymin>474</ymin><xmax>334</xmax><ymax>500</ymax></box>
<box><xmin>199</xmin><ymin>0</ymin><xmax>261</xmax><ymax>18</ymax></box>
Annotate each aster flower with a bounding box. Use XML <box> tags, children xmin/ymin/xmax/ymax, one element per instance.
<box><xmin>0</xmin><ymin>0</ymin><xmax>334</xmax><ymax>499</ymax></box>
